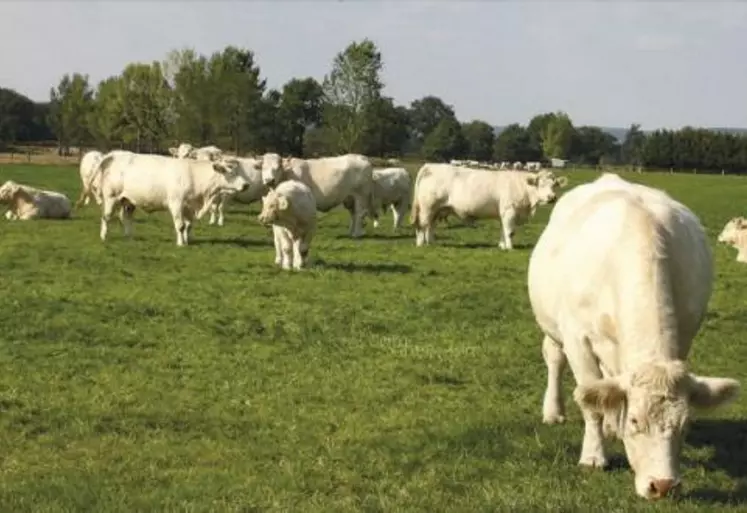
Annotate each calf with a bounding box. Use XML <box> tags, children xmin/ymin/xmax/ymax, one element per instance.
<box><xmin>257</xmin><ymin>180</ymin><xmax>316</xmax><ymax>270</ymax></box>
<box><xmin>718</xmin><ymin>216</ymin><xmax>747</xmax><ymax>263</ymax></box>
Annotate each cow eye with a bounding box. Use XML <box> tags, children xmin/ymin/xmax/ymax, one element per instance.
<box><xmin>630</xmin><ymin>417</ymin><xmax>639</xmax><ymax>427</ymax></box>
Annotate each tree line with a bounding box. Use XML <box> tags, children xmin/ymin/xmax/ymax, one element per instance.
<box><xmin>1</xmin><ymin>38</ymin><xmax>746</xmax><ymax>174</ymax></box>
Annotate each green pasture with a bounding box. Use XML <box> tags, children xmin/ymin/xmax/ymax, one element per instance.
<box><xmin>0</xmin><ymin>163</ymin><xmax>745</xmax><ymax>512</ymax></box>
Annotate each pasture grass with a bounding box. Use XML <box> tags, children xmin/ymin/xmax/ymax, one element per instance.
<box><xmin>0</xmin><ymin>163</ymin><xmax>745</xmax><ymax>512</ymax></box>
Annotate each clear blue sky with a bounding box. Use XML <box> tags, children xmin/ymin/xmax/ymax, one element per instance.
<box><xmin>1</xmin><ymin>1</ymin><xmax>745</xmax><ymax>130</ymax></box>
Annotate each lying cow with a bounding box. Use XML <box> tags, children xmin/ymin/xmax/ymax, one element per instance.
<box><xmin>88</xmin><ymin>151</ymin><xmax>249</xmax><ymax>246</ymax></box>
<box><xmin>169</xmin><ymin>143</ymin><xmax>223</xmax><ymax>162</ymax></box>
<box><xmin>258</xmin><ymin>179</ymin><xmax>316</xmax><ymax>271</ymax></box>
<box><xmin>343</xmin><ymin>167</ymin><xmax>411</xmax><ymax>230</ymax></box>
<box><xmin>717</xmin><ymin>216</ymin><xmax>747</xmax><ymax>263</ymax></box>
<box><xmin>260</xmin><ymin>153</ymin><xmax>376</xmax><ymax>238</ymax></box>
<box><xmin>410</xmin><ymin>164</ymin><xmax>567</xmax><ymax>248</ymax></box>
<box><xmin>528</xmin><ymin>172</ymin><xmax>739</xmax><ymax>500</ymax></box>
<box><xmin>0</xmin><ymin>180</ymin><xmax>72</xmax><ymax>220</ymax></box>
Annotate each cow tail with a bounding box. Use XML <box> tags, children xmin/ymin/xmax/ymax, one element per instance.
<box><xmin>410</xmin><ymin>165</ymin><xmax>430</xmax><ymax>228</ymax></box>
<box><xmin>84</xmin><ymin>152</ymin><xmax>116</xmax><ymax>204</ymax></box>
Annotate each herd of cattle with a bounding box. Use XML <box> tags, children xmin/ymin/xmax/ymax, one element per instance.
<box><xmin>0</xmin><ymin>141</ymin><xmax>744</xmax><ymax>500</ymax></box>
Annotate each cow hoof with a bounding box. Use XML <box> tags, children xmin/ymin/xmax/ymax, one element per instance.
<box><xmin>579</xmin><ymin>456</ymin><xmax>608</xmax><ymax>469</ymax></box>
<box><xmin>542</xmin><ymin>413</ymin><xmax>566</xmax><ymax>425</ymax></box>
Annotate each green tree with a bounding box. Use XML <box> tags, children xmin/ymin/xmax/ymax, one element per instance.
<box><xmin>362</xmin><ymin>96</ymin><xmax>410</xmax><ymax>157</ymax></box>
<box><xmin>207</xmin><ymin>46</ymin><xmax>266</xmax><ymax>153</ymax></box>
<box><xmin>322</xmin><ymin>38</ymin><xmax>384</xmax><ymax>153</ymax></box>
<box><xmin>88</xmin><ymin>76</ymin><xmax>126</xmax><ymax>150</ymax></box>
<box><xmin>421</xmin><ymin>117</ymin><xmax>466</xmax><ymax>162</ymax></box>
<box><xmin>278</xmin><ymin>77</ymin><xmax>324</xmax><ymax>156</ymax></box>
<box><xmin>407</xmin><ymin>96</ymin><xmax>456</xmax><ymax>151</ymax></box>
<box><xmin>462</xmin><ymin>120</ymin><xmax>495</xmax><ymax>161</ymax></box>
<box><xmin>540</xmin><ymin>112</ymin><xmax>574</xmax><ymax>159</ymax></box>
<box><xmin>165</xmin><ymin>48</ymin><xmax>212</xmax><ymax>145</ymax></box>
<box><xmin>116</xmin><ymin>62</ymin><xmax>172</xmax><ymax>153</ymax></box>
<box><xmin>621</xmin><ymin>123</ymin><xmax>646</xmax><ymax>167</ymax></box>
<box><xmin>571</xmin><ymin>126</ymin><xmax>620</xmax><ymax>165</ymax></box>
<box><xmin>48</xmin><ymin>73</ymin><xmax>94</xmax><ymax>155</ymax></box>
<box><xmin>493</xmin><ymin>124</ymin><xmax>541</xmax><ymax>162</ymax></box>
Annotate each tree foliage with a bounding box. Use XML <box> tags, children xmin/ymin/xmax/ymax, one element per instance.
<box><xmin>0</xmin><ymin>39</ymin><xmax>745</xmax><ymax>173</ymax></box>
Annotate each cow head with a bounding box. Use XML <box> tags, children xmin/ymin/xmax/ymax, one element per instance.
<box><xmin>258</xmin><ymin>188</ymin><xmax>290</xmax><ymax>226</ymax></box>
<box><xmin>574</xmin><ymin>360</ymin><xmax>739</xmax><ymax>500</ymax></box>
<box><xmin>718</xmin><ymin>217</ymin><xmax>747</xmax><ymax>245</ymax></box>
<box><xmin>526</xmin><ymin>171</ymin><xmax>568</xmax><ymax>205</ymax></box>
<box><xmin>170</xmin><ymin>143</ymin><xmax>194</xmax><ymax>159</ymax></box>
<box><xmin>260</xmin><ymin>152</ymin><xmax>286</xmax><ymax>187</ymax></box>
<box><xmin>0</xmin><ymin>180</ymin><xmax>22</xmax><ymax>202</ymax></box>
<box><xmin>212</xmin><ymin>157</ymin><xmax>249</xmax><ymax>192</ymax></box>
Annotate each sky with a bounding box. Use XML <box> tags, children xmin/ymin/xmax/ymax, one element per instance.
<box><xmin>1</xmin><ymin>1</ymin><xmax>745</xmax><ymax>131</ymax></box>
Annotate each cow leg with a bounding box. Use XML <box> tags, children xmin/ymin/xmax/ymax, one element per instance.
<box><xmin>168</xmin><ymin>202</ymin><xmax>188</xmax><ymax>246</ymax></box>
<box><xmin>100</xmin><ymin>196</ymin><xmax>117</xmax><ymax>241</ymax></box>
<box><xmin>542</xmin><ymin>335</ymin><xmax>567</xmax><ymax>424</ymax></box>
<box><xmin>498</xmin><ymin>208</ymin><xmax>517</xmax><ymax>250</ymax></box>
<box><xmin>182</xmin><ymin>208</ymin><xmax>195</xmax><ymax>245</ymax></box>
<box><xmin>291</xmin><ymin>237</ymin><xmax>305</xmax><ymax>271</ymax></box>
<box><xmin>119</xmin><ymin>199</ymin><xmax>135</xmax><ymax>238</ymax></box>
<box><xmin>563</xmin><ymin>336</ymin><xmax>609</xmax><ymax>469</ymax></box>
<box><xmin>279</xmin><ymin>230</ymin><xmax>293</xmax><ymax>270</ymax></box>
<box><xmin>349</xmin><ymin>194</ymin><xmax>365</xmax><ymax>238</ymax></box>
<box><xmin>272</xmin><ymin>225</ymin><xmax>283</xmax><ymax>266</ymax></box>
<box><xmin>217</xmin><ymin>200</ymin><xmax>225</xmax><ymax>227</ymax></box>
<box><xmin>299</xmin><ymin>230</ymin><xmax>313</xmax><ymax>267</ymax></box>
<box><xmin>392</xmin><ymin>201</ymin><xmax>408</xmax><ymax>231</ymax></box>
<box><xmin>208</xmin><ymin>201</ymin><xmax>218</xmax><ymax>226</ymax></box>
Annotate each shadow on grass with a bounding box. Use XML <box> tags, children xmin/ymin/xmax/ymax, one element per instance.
<box><xmin>314</xmin><ymin>258</ymin><xmax>411</xmax><ymax>274</ymax></box>
<box><xmin>191</xmin><ymin>237</ymin><xmax>272</xmax><ymax>248</ymax></box>
<box><xmin>682</xmin><ymin>418</ymin><xmax>747</xmax><ymax>504</ymax></box>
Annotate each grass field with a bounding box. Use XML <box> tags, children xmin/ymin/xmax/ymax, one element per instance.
<box><xmin>0</xmin><ymin>163</ymin><xmax>746</xmax><ymax>512</ymax></box>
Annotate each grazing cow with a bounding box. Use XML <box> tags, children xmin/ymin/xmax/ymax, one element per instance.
<box><xmin>717</xmin><ymin>216</ymin><xmax>747</xmax><ymax>262</ymax></box>
<box><xmin>0</xmin><ymin>180</ymin><xmax>72</xmax><ymax>220</ymax></box>
<box><xmin>89</xmin><ymin>151</ymin><xmax>249</xmax><ymax>246</ymax></box>
<box><xmin>76</xmin><ymin>150</ymin><xmax>104</xmax><ymax>207</ymax></box>
<box><xmin>528</xmin><ymin>173</ymin><xmax>739</xmax><ymax>500</ymax></box>
<box><xmin>410</xmin><ymin>164</ymin><xmax>567</xmax><ymax>248</ymax></box>
<box><xmin>169</xmin><ymin>143</ymin><xmax>223</xmax><ymax>162</ymax></box>
<box><xmin>203</xmin><ymin>157</ymin><xmax>267</xmax><ymax>226</ymax></box>
<box><xmin>512</xmin><ymin>161</ymin><xmax>524</xmax><ymax>170</ymax></box>
<box><xmin>259</xmin><ymin>153</ymin><xmax>376</xmax><ymax>238</ymax></box>
<box><xmin>258</xmin><ymin>179</ymin><xmax>316</xmax><ymax>270</ymax></box>
<box><xmin>344</xmin><ymin>167</ymin><xmax>411</xmax><ymax>230</ymax></box>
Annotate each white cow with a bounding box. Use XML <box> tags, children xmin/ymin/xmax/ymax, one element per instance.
<box><xmin>259</xmin><ymin>153</ymin><xmax>376</xmax><ymax>238</ymax></box>
<box><xmin>528</xmin><ymin>173</ymin><xmax>739</xmax><ymax>500</ymax></box>
<box><xmin>89</xmin><ymin>151</ymin><xmax>249</xmax><ymax>246</ymax></box>
<box><xmin>512</xmin><ymin>161</ymin><xmax>524</xmax><ymax>170</ymax></box>
<box><xmin>717</xmin><ymin>216</ymin><xmax>747</xmax><ymax>263</ymax></box>
<box><xmin>75</xmin><ymin>150</ymin><xmax>133</xmax><ymax>208</ymax></box>
<box><xmin>169</xmin><ymin>143</ymin><xmax>223</xmax><ymax>162</ymax></box>
<box><xmin>76</xmin><ymin>150</ymin><xmax>104</xmax><ymax>207</ymax></box>
<box><xmin>344</xmin><ymin>167</ymin><xmax>411</xmax><ymax>230</ymax></box>
<box><xmin>0</xmin><ymin>180</ymin><xmax>72</xmax><ymax>220</ymax></box>
<box><xmin>204</xmin><ymin>157</ymin><xmax>268</xmax><ymax>226</ymax></box>
<box><xmin>258</xmin><ymin>179</ymin><xmax>317</xmax><ymax>270</ymax></box>
<box><xmin>410</xmin><ymin>164</ymin><xmax>568</xmax><ymax>248</ymax></box>
<box><xmin>526</xmin><ymin>161</ymin><xmax>542</xmax><ymax>171</ymax></box>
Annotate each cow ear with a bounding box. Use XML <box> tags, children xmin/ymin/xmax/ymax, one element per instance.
<box><xmin>526</xmin><ymin>175</ymin><xmax>539</xmax><ymax>186</ymax></box>
<box><xmin>278</xmin><ymin>196</ymin><xmax>289</xmax><ymax>210</ymax></box>
<box><xmin>557</xmin><ymin>176</ymin><xmax>569</xmax><ymax>187</ymax></box>
<box><xmin>573</xmin><ymin>378</ymin><xmax>626</xmax><ymax>413</ymax></box>
<box><xmin>688</xmin><ymin>375</ymin><xmax>740</xmax><ymax>410</ymax></box>
<box><xmin>168</xmin><ymin>147</ymin><xmax>178</xmax><ymax>157</ymax></box>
